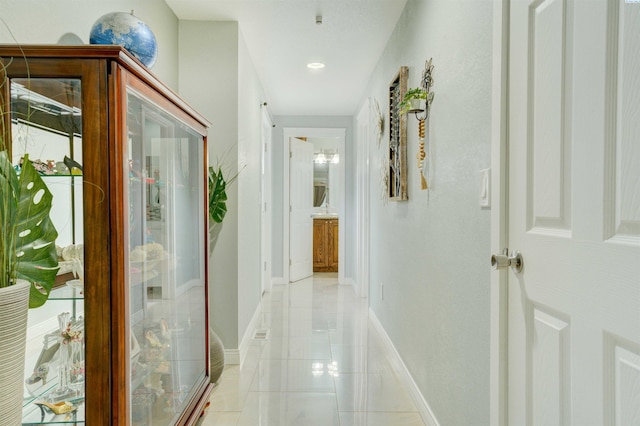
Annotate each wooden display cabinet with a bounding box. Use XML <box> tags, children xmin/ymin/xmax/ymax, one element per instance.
<box><xmin>0</xmin><ymin>45</ymin><xmax>212</xmax><ymax>425</ymax></box>
<box><xmin>312</xmin><ymin>218</ymin><xmax>339</xmax><ymax>272</ymax></box>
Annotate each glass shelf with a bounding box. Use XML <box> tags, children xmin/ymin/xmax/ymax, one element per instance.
<box><xmin>48</xmin><ymin>285</ymin><xmax>84</xmax><ymax>301</ymax></box>
<box><xmin>14</xmin><ymin>172</ymin><xmax>83</xmax><ymax>178</ymax></box>
<box><xmin>40</xmin><ymin>174</ymin><xmax>83</xmax><ymax>178</ymax></box>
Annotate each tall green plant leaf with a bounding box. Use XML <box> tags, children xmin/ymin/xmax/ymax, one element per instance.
<box><xmin>0</xmin><ymin>151</ymin><xmax>19</xmax><ymax>286</ymax></box>
<box><xmin>14</xmin><ymin>154</ymin><xmax>59</xmax><ymax>308</ymax></box>
<box><xmin>209</xmin><ymin>166</ymin><xmax>228</xmax><ymax>224</ymax></box>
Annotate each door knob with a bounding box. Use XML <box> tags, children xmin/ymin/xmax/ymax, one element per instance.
<box><xmin>491</xmin><ymin>248</ymin><xmax>523</xmax><ymax>273</ymax></box>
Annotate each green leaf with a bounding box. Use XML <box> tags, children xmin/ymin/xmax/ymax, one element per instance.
<box><xmin>14</xmin><ymin>154</ymin><xmax>59</xmax><ymax>308</ymax></box>
<box><xmin>208</xmin><ymin>166</ymin><xmax>228</xmax><ymax>224</ymax></box>
<box><xmin>0</xmin><ymin>151</ymin><xmax>19</xmax><ymax>285</ymax></box>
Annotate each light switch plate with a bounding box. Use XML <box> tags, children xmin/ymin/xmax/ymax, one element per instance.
<box><xmin>479</xmin><ymin>168</ymin><xmax>490</xmax><ymax>208</ymax></box>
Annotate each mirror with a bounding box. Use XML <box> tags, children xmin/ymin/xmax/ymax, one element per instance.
<box><xmin>310</xmin><ymin>138</ymin><xmax>339</xmax><ymax>212</ymax></box>
<box><xmin>313</xmin><ymin>160</ymin><xmax>328</xmax><ymax>207</ymax></box>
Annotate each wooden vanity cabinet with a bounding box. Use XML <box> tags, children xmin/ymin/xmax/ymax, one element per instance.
<box><xmin>313</xmin><ymin>218</ymin><xmax>339</xmax><ymax>272</ymax></box>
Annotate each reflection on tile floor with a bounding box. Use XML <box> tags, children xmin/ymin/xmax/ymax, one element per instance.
<box><xmin>201</xmin><ymin>273</ymin><xmax>426</xmax><ymax>426</ymax></box>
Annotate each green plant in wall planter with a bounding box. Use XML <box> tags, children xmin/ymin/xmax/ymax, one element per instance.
<box><xmin>398</xmin><ymin>87</ymin><xmax>433</xmax><ymax>116</ymax></box>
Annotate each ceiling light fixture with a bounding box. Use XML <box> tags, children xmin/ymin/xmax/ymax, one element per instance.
<box><xmin>307</xmin><ymin>62</ymin><xmax>325</xmax><ymax>69</ymax></box>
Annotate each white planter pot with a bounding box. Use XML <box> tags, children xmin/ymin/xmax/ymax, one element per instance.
<box><xmin>409</xmin><ymin>98</ymin><xmax>424</xmax><ymax>112</ymax></box>
<box><xmin>0</xmin><ymin>280</ymin><xmax>30</xmax><ymax>424</ymax></box>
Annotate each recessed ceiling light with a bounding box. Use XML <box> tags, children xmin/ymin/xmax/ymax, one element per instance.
<box><xmin>307</xmin><ymin>62</ymin><xmax>325</xmax><ymax>69</ymax></box>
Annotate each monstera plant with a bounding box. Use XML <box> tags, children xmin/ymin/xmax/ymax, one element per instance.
<box><xmin>0</xmin><ymin>151</ymin><xmax>59</xmax><ymax>308</ymax></box>
<box><xmin>208</xmin><ymin>165</ymin><xmax>230</xmax><ymax>226</ymax></box>
<box><xmin>0</xmin><ymin>148</ymin><xmax>59</xmax><ymax>425</ymax></box>
<box><xmin>208</xmin><ymin>163</ymin><xmax>243</xmax><ymax>251</ymax></box>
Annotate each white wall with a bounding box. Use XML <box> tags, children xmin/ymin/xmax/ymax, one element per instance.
<box><xmin>179</xmin><ymin>21</ymin><xmax>266</xmax><ymax>351</ymax></box>
<box><xmin>237</xmin><ymin>30</ymin><xmax>266</xmax><ymax>343</ymax></box>
<box><xmin>178</xmin><ymin>21</ymin><xmax>240</xmax><ymax>348</ymax></box>
<box><xmin>0</xmin><ymin>0</ymin><xmax>179</xmax><ymax>89</ymax></box>
<box><xmin>361</xmin><ymin>1</ymin><xmax>493</xmax><ymax>424</ymax></box>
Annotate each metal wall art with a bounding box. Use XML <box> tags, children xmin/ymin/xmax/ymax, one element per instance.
<box><xmin>388</xmin><ymin>66</ymin><xmax>408</xmax><ymax>201</ymax></box>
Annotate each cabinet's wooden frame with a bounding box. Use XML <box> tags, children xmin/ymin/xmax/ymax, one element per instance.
<box><xmin>388</xmin><ymin>66</ymin><xmax>408</xmax><ymax>201</ymax></box>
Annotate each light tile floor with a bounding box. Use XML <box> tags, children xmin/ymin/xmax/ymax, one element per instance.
<box><xmin>201</xmin><ymin>273</ymin><xmax>426</xmax><ymax>426</ymax></box>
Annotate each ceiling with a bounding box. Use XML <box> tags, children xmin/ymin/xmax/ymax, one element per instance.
<box><xmin>164</xmin><ymin>0</ymin><xmax>408</xmax><ymax>116</ymax></box>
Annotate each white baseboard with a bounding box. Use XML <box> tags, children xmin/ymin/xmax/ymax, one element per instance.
<box><xmin>224</xmin><ymin>349</ymin><xmax>240</xmax><ymax>365</ymax></box>
<box><xmin>341</xmin><ymin>277</ymin><xmax>355</xmax><ymax>287</ymax></box>
<box><xmin>227</xmin><ymin>298</ymin><xmax>264</xmax><ymax>367</ymax></box>
<box><xmin>369</xmin><ymin>309</ymin><xmax>440</xmax><ymax>426</ymax></box>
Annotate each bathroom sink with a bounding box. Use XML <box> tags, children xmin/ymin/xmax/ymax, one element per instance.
<box><xmin>312</xmin><ymin>213</ymin><xmax>338</xmax><ymax>219</ymax></box>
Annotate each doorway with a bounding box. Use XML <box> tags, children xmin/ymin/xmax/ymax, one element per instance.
<box><xmin>282</xmin><ymin>127</ymin><xmax>346</xmax><ymax>284</ymax></box>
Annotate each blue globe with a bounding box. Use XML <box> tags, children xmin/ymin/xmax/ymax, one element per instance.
<box><xmin>89</xmin><ymin>12</ymin><xmax>158</xmax><ymax>68</ymax></box>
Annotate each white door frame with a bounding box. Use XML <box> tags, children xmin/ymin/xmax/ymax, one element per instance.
<box><xmin>260</xmin><ymin>107</ymin><xmax>273</xmax><ymax>294</ymax></box>
<box><xmin>489</xmin><ymin>1</ymin><xmax>509</xmax><ymax>425</ymax></box>
<box><xmin>356</xmin><ymin>100</ymin><xmax>371</xmax><ymax>298</ymax></box>
<box><xmin>282</xmin><ymin>127</ymin><xmax>346</xmax><ymax>284</ymax></box>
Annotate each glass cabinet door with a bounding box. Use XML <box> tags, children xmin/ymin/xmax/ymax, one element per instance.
<box><xmin>125</xmin><ymin>87</ymin><xmax>206</xmax><ymax>425</ymax></box>
<box><xmin>11</xmin><ymin>78</ymin><xmax>86</xmax><ymax>423</ymax></box>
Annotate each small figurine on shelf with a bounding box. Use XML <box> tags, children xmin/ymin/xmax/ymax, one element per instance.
<box><xmin>34</xmin><ymin>400</ymin><xmax>77</xmax><ymax>415</ymax></box>
<box><xmin>16</xmin><ymin>156</ymin><xmax>57</xmax><ymax>175</ymax></box>
<box><xmin>63</xmin><ymin>155</ymin><xmax>83</xmax><ymax>175</ymax></box>
<box><xmin>50</xmin><ymin>313</ymin><xmax>84</xmax><ymax>402</ymax></box>
<box><xmin>25</xmin><ymin>332</ymin><xmax>60</xmax><ymax>390</ymax></box>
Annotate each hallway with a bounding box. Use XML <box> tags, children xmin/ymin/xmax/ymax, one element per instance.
<box><xmin>202</xmin><ymin>274</ymin><xmax>426</xmax><ymax>426</ymax></box>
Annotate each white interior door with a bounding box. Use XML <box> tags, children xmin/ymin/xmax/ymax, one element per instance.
<box><xmin>507</xmin><ymin>1</ymin><xmax>640</xmax><ymax>424</ymax></box>
<box><xmin>289</xmin><ymin>137</ymin><xmax>314</xmax><ymax>282</ymax></box>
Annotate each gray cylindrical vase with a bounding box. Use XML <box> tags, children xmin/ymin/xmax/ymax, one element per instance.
<box><xmin>0</xmin><ymin>280</ymin><xmax>30</xmax><ymax>424</ymax></box>
<box><xmin>210</xmin><ymin>328</ymin><xmax>225</xmax><ymax>385</ymax></box>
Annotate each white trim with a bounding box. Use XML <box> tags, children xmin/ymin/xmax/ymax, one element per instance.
<box><xmin>271</xmin><ymin>277</ymin><xmax>287</xmax><ymax>286</ymax></box>
<box><xmin>282</xmin><ymin>127</ymin><xmax>347</xmax><ymax>284</ymax></box>
<box><xmin>224</xmin><ymin>349</ymin><xmax>240</xmax><ymax>365</ymax></box>
<box><xmin>342</xmin><ymin>277</ymin><xmax>356</xmax><ymax>288</ymax></box>
<box><xmin>490</xmin><ymin>0</ymin><xmax>509</xmax><ymax>425</ymax></box>
<box><xmin>369</xmin><ymin>309</ymin><xmax>440</xmax><ymax>426</ymax></box>
<box><xmin>355</xmin><ymin>99</ymin><xmax>371</xmax><ymax>298</ymax></box>
<box><xmin>227</xmin><ymin>299</ymin><xmax>264</xmax><ymax>366</ymax></box>
<box><xmin>260</xmin><ymin>107</ymin><xmax>273</xmax><ymax>295</ymax></box>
